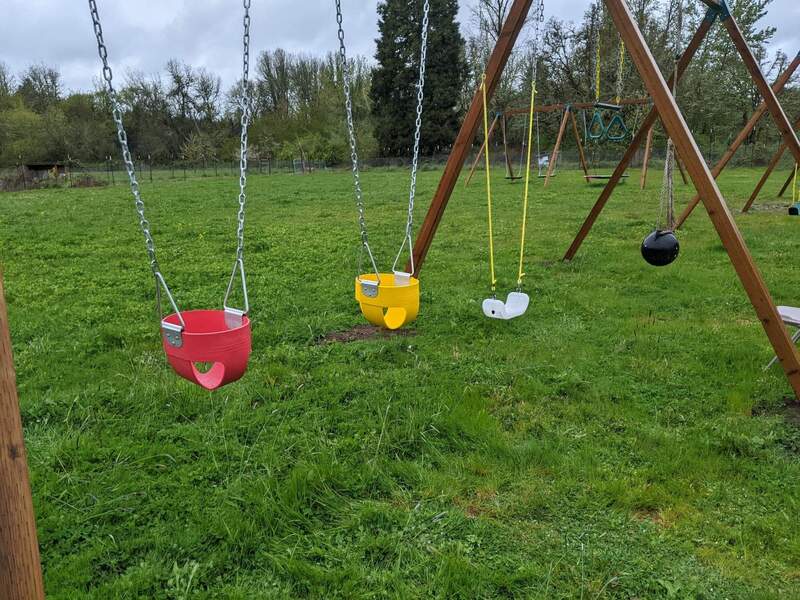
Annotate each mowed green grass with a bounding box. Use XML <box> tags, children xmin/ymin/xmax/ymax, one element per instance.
<box><xmin>2</xmin><ymin>165</ymin><xmax>800</xmax><ymax>598</ymax></box>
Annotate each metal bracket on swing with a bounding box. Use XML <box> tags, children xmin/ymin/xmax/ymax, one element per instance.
<box><xmin>223</xmin><ymin>257</ymin><xmax>249</xmax><ymax>329</ymax></box>
<box><xmin>391</xmin><ymin>233</ymin><xmax>415</xmax><ymax>287</ymax></box>
<box><xmin>156</xmin><ymin>272</ymin><xmax>186</xmax><ymax>348</ymax></box>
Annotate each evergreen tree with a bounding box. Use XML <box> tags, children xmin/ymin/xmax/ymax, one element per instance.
<box><xmin>371</xmin><ymin>0</ymin><xmax>467</xmax><ymax>156</ymax></box>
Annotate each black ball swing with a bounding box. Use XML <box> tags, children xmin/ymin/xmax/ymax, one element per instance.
<box><xmin>640</xmin><ymin>127</ymin><xmax>680</xmax><ymax>266</ymax></box>
<box><xmin>640</xmin><ymin>16</ymin><xmax>681</xmax><ymax>268</ymax></box>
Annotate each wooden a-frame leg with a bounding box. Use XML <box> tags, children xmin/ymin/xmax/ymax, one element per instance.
<box><xmin>676</xmin><ymin>52</ymin><xmax>800</xmax><ymax>226</ymax></box>
<box><xmin>464</xmin><ymin>114</ymin><xmax>500</xmax><ymax>188</ymax></box>
<box><xmin>501</xmin><ymin>114</ymin><xmax>516</xmax><ymax>179</ymax></box>
<box><xmin>779</xmin><ymin>167</ymin><xmax>795</xmax><ymax>198</ymax></box>
<box><xmin>409</xmin><ymin>0</ymin><xmax>533</xmax><ymax>274</ymax></box>
<box><xmin>0</xmin><ymin>273</ymin><xmax>45</xmax><ymax>600</ymax></box>
<box><xmin>570</xmin><ymin>109</ymin><xmax>590</xmax><ymax>179</ymax></box>
<box><xmin>640</xmin><ymin>125</ymin><xmax>654</xmax><ymax>189</ymax></box>
<box><xmin>545</xmin><ymin>109</ymin><xmax>569</xmax><ymax>188</ymax></box>
<box><xmin>563</xmin><ymin>11</ymin><xmax>716</xmax><ymax>261</ymax></box>
<box><xmin>722</xmin><ymin>17</ymin><xmax>800</xmax><ymax>164</ymax></box>
<box><xmin>676</xmin><ymin>154</ymin><xmax>689</xmax><ymax>185</ymax></box>
<box><xmin>742</xmin><ymin>144</ymin><xmax>787</xmax><ymax>213</ymax></box>
<box><xmin>606</xmin><ymin>0</ymin><xmax>800</xmax><ymax>400</ymax></box>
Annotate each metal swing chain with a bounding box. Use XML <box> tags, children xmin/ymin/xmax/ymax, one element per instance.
<box><xmin>88</xmin><ymin>0</ymin><xmax>184</xmax><ymax>326</ymax></box>
<box><xmin>393</xmin><ymin>0</ymin><xmax>431</xmax><ymax>276</ymax></box>
<box><xmin>224</xmin><ymin>0</ymin><xmax>252</xmax><ymax>316</ymax></box>
<box><xmin>335</xmin><ymin>0</ymin><xmax>380</xmax><ymax>282</ymax></box>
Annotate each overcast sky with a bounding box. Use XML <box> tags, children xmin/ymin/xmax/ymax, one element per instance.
<box><xmin>1</xmin><ymin>0</ymin><xmax>798</xmax><ymax>94</ymax></box>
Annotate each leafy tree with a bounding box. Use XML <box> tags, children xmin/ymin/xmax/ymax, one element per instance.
<box><xmin>17</xmin><ymin>65</ymin><xmax>61</xmax><ymax>113</ymax></box>
<box><xmin>371</xmin><ymin>0</ymin><xmax>467</xmax><ymax>156</ymax></box>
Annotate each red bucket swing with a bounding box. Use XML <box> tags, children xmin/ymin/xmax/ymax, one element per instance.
<box><xmin>89</xmin><ymin>0</ymin><xmax>255</xmax><ymax>390</ymax></box>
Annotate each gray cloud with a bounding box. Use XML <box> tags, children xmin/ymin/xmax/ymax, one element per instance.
<box><xmin>1</xmin><ymin>1</ymin><xmax>797</xmax><ymax>93</ymax></box>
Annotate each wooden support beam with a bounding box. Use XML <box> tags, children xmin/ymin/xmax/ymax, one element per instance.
<box><xmin>640</xmin><ymin>125</ymin><xmax>654</xmax><ymax>189</ymax></box>
<box><xmin>779</xmin><ymin>167</ymin><xmax>795</xmax><ymax>198</ymax></box>
<box><xmin>675</xmin><ymin>154</ymin><xmax>689</xmax><ymax>185</ymax></box>
<box><xmin>464</xmin><ymin>114</ymin><xmax>500</xmax><ymax>188</ymax></box>
<box><xmin>504</xmin><ymin>96</ymin><xmax>650</xmax><ymax>118</ymax></box>
<box><xmin>722</xmin><ymin>16</ymin><xmax>800</xmax><ymax>164</ymax></box>
<box><xmin>676</xmin><ymin>51</ymin><xmax>800</xmax><ymax>225</ymax></box>
<box><xmin>409</xmin><ymin>0</ymin><xmax>533</xmax><ymax>274</ymax></box>
<box><xmin>741</xmin><ymin>115</ymin><xmax>800</xmax><ymax>211</ymax></box>
<box><xmin>605</xmin><ymin>0</ymin><xmax>800</xmax><ymax>399</ymax></box>
<box><xmin>570</xmin><ymin>110</ymin><xmax>590</xmax><ymax>179</ymax></box>
<box><xmin>0</xmin><ymin>272</ymin><xmax>45</xmax><ymax>600</ymax></box>
<box><xmin>742</xmin><ymin>144</ymin><xmax>787</xmax><ymax>213</ymax></box>
<box><xmin>501</xmin><ymin>114</ymin><xmax>517</xmax><ymax>179</ymax></box>
<box><xmin>545</xmin><ymin>108</ymin><xmax>570</xmax><ymax>188</ymax></box>
<box><xmin>563</xmin><ymin>11</ymin><xmax>715</xmax><ymax>261</ymax></box>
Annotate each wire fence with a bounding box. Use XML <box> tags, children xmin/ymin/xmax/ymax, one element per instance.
<box><xmin>1</xmin><ymin>144</ymin><xmax>795</xmax><ymax>194</ymax></box>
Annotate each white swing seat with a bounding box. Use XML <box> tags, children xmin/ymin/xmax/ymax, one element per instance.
<box><xmin>766</xmin><ymin>306</ymin><xmax>800</xmax><ymax>369</ymax></box>
<box><xmin>482</xmin><ymin>292</ymin><xmax>530</xmax><ymax>320</ymax></box>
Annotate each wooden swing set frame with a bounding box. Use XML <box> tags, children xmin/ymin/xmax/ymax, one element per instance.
<box><xmin>463</xmin><ymin>97</ymin><xmax>651</xmax><ymax>188</ymax></box>
<box><xmin>407</xmin><ymin>0</ymin><xmax>800</xmax><ymax>402</ymax></box>
<box><xmin>2</xmin><ymin>1</ymin><xmax>799</xmax><ymax>595</ymax></box>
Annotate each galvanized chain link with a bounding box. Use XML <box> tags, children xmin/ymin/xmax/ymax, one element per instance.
<box><xmin>88</xmin><ymin>0</ymin><xmax>160</xmax><ymax>276</ymax></box>
<box><xmin>335</xmin><ymin>0</ymin><xmax>380</xmax><ymax>280</ymax></box>
<box><xmin>235</xmin><ymin>0</ymin><xmax>251</xmax><ymax>262</ymax></box>
<box><xmin>393</xmin><ymin>0</ymin><xmax>431</xmax><ymax>275</ymax></box>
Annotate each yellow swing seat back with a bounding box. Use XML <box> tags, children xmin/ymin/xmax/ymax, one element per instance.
<box><xmin>355</xmin><ymin>273</ymin><xmax>420</xmax><ymax>330</ymax></box>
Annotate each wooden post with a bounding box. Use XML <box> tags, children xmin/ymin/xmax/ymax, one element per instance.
<box><xmin>675</xmin><ymin>154</ymin><xmax>689</xmax><ymax>184</ymax></box>
<box><xmin>741</xmin><ymin>115</ymin><xmax>800</xmax><ymax>212</ymax></box>
<box><xmin>0</xmin><ymin>273</ymin><xmax>45</xmax><ymax>600</ymax></box>
<box><xmin>606</xmin><ymin>0</ymin><xmax>800</xmax><ymax>399</ymax></box>
<box><xmin>675</xmin><ymin>52</ymin><xmax>800</xmax><ymax>225</ymax></box>
<box><xmin>570</xmin><ymin>110</ymin><xmax>591</xmax><ymax>179</ymax></box>
<box><xmin>563</xmin><ymin>11</ymin><xmax>715</xmax><ymax>261</ymax></box>
<box><xmin>779</xmin><ymin>167</ymin><xmax>795</xmax><ymax>198</ymax></box>
<box><xmin>464</xmin><ymin>114</ymin><xmax>500</xmax><ymax>188</ymax></box>
<box><xmin>500</xmin><ymin>114</ymin><xmax>517</xmax><ymax>179</ymax></box>
<box><xmin>544</xmin><ymin>108</ymin><xmax>570</xmax><ymax>188</ymax></box>
<box><xmin>742</xmin><ymin>143</ymin><xmax>788</xmax><ymax>213</ymax></box>
<box><xmin>640</xmin><ymin>125</ymin><xmax>654</xmax><ymax>189</ymax></box>
<box><xmin>408</xmin><ymin>0</ymin><xmax>533</xmax><ymax>275</ymax></box>
<box><xmin>722</xmin><ymin>18</ymin><xmax>800</xmax><ymax>163</ymax></box>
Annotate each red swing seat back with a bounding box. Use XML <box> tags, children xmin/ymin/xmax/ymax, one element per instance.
<box><xmin>161</xmin><ymin>310</ymin><xmax>251</xmax><ymax>390</ymax></box>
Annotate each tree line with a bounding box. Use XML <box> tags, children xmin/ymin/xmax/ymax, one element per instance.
<box><xmin>0</xmin><ymin>0</ymin><xmax>796</xmax><ymax>168</ymax></box>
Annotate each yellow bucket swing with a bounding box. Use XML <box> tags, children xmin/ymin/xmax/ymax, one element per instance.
<box><xmin>335</xmin><ymin>0</ymin><xmax>430</xmax><ymax>330</ymax></box>
<box><xmin>480</xmin><ymin>74</ymin><xmax>537</xmax><ymax>321</ymax></box>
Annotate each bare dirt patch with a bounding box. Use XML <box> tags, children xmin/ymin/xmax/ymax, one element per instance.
<box><xmin>318</xmin><ymin>324</ymin><xmax>416</xmax><ymax>344</ymax></box>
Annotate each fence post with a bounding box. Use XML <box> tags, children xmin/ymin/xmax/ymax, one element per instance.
<box><xmin>148</xmin><ymin>154</ymin><xmax>153</xmax><ymax>183</ymax></box>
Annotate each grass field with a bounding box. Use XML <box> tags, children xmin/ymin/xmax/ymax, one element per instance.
<box><xmin>2</xmin><ymin>165</ymin><xmax>800</xmax><ymax>598</ymax></box>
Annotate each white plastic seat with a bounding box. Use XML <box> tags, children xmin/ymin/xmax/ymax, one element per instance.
<box><xmin>482</xmin><ymin>292</ymin><xmax>530</xmax><ymax>320</ymax></box>
<box><xmin>766</xmin><ymin>306</ymin><xmax>800</xmax><ymax>369</ymax></box>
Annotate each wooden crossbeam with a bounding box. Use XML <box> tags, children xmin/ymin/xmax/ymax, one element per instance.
<box><xmin>0</xmin><ymin>272</ymin><xmax>45</xmax><ymax>600</ymax></box>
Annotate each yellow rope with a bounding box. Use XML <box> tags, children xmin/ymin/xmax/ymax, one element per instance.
<box><xmin>595</xmin><ymin>41</ymin><xmax>602</xmax><ymax>102</ymax></box>
<box><xmin>615</xmin><ymin>40</ymin><xmax>625</xmax><ymax>105</ymax></box>
<box><xmin>481</xmin><ymin>74</ymin><xmax>496</xmax><ymax>292</ymax></box>
<box><xmin>517</xmin><ymin>80</ymin><xmax>536</xmax><ymax>288</ymax></box>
